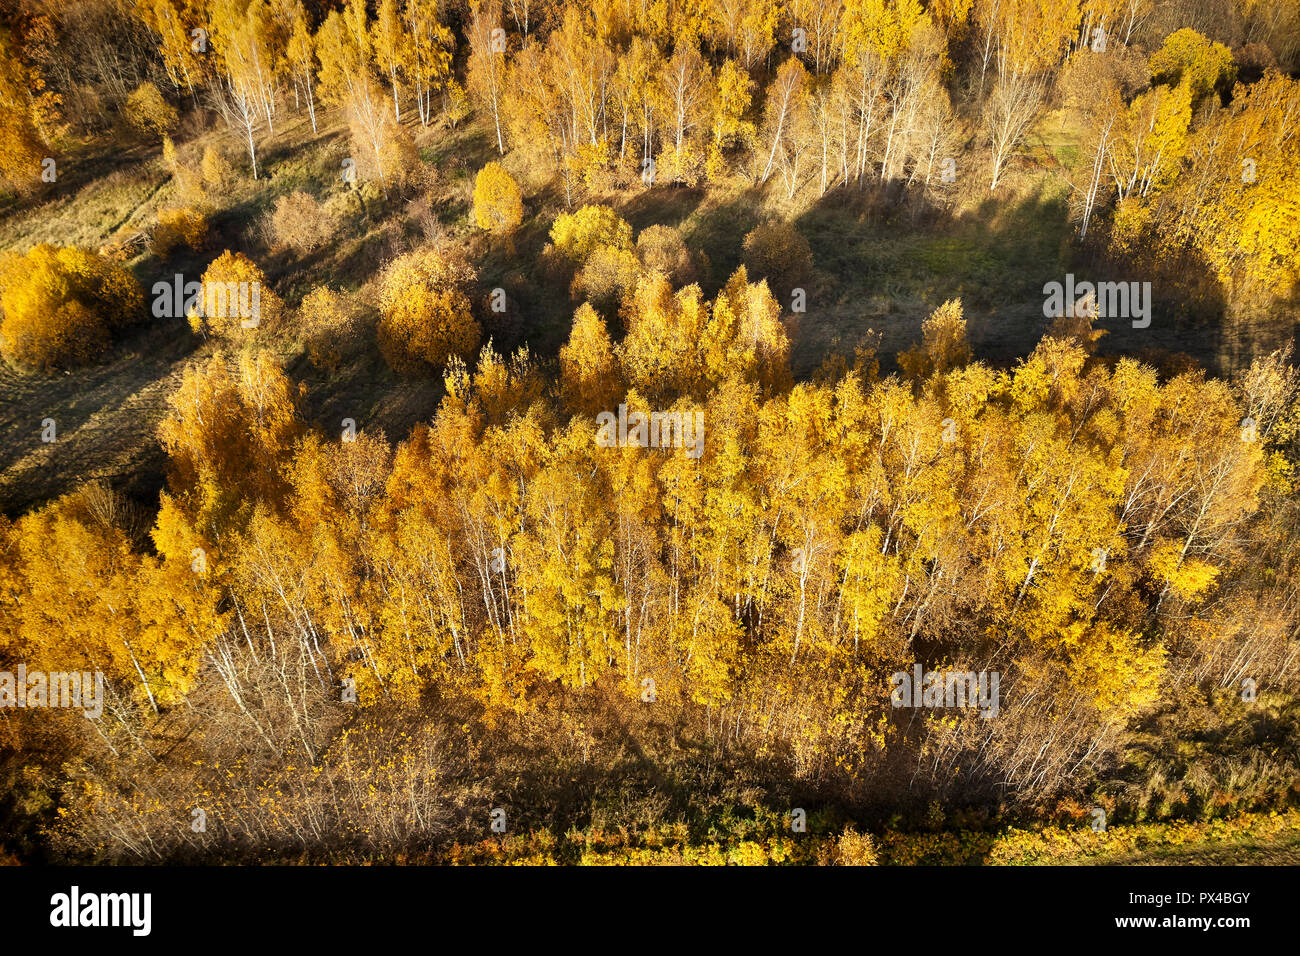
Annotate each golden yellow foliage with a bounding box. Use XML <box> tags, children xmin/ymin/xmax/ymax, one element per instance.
<box><xmin>571</xmin><ymin>244</ymin><xmax>641</xmax><ymax>313</ymax></box>
<box><xmin>1149</xmin><ymin>28</ymin><xmax>1236</xmax><ymax>103</ymax></box>
<box><xmin>300</xmin><ymin>286</ymin><xmax>359</xmax><ymax>371</ymax></box>
<box><xmin>899</xmin><ymin>299</ymin><xmax>972</xmax><ymax>381</ymax></box>
<box><xmin>560</xmin><ymin>303</ymin><xmax>623</xmax><ymax>416</ymax></box>
<box><xmin>124</xmin><ymin>81</ymin><xmax>178</xmax><ymax>140</ymax></box>
<box><xmin>201</xmin><ymin>146</ymin><xmax>234</xmax><ymax>189</ymax></box>
<box><xmin>377</xmin><ymin>247</ymin><xmax>481</xmax><ymax>374</ymax></box>
<box><xmin>472</xmin><ymin>161</ymin><xmax>524</xmax><ymax>235</ymax></box>
<box><xmin>0</xmin><ymin>244</ymin><xmax>144</xmax><ymax>371</ymax></box>
<box><xmin>188</xmin><ymin>251</ymin><xmax>283</xmax><ymax>338</ymax></box>
<box><xmin>549</xmin><ymin>205</ymin><xmax>634</xmax><ymax>263</ymax></box>
<box><xmin>152</xmin><ymin>206</ymin><xmax>208</xmax><ymax>258</ymax></box>
<box><xmin>0</xmin><ymin>34</ymin><xmax>49</xmax><ymax>196</ymax></box>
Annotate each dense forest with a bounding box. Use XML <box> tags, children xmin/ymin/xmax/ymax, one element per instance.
<box><xmin>0</xmin><ymin>0</ymin><xmax>1298</xmax><ymax>864</ymax></box>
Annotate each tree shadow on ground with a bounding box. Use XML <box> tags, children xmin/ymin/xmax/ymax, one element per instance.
<box><xmin>0</xmin><ymin>317</ymin><xmax>200</xmax><ymax>518</ymax></box>
<box><xmin>618</xmin><ymin>184</ymin><xmax>707</xmax><ymax>234</ymax></box>
<box><xmin>786</xmin><ymin>181</ymin><xmax>1243</xmax><ymax>381</ymax></box>
<box><xmin>680</xmin><ymin>184</ymin><xmax>767</xmax><ymax>299</ymax></box>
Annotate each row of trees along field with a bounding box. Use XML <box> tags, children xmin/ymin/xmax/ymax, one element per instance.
<box><xmin>1</xmin><ymin>0</ymin><xmax>1299</xmax><ymax>297</ymax></box>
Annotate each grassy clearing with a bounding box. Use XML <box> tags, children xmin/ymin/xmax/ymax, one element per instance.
<box><xmin>0</xmin><ymin>142</ymin><xmax>167</xmax><ymax>253</ymax></box>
